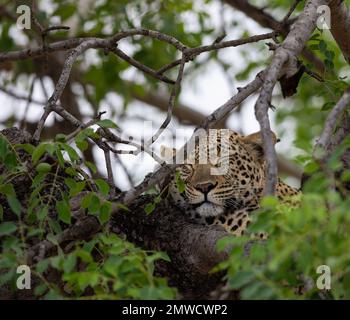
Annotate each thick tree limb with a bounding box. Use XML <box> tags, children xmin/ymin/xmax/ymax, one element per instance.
<box><xmin>329</xmin><ymin>0</ymin><xmax>350</xmax><ymax>64</ymax></box>
<box><xmin>255</xmin><ymin>0</ymin><xmax>328</xmax><ymax>195</ymax></box>
<box><xmin>0</xmin><ymin>30</ymin><xmax>273</xmax><ymax>64</ymax></box>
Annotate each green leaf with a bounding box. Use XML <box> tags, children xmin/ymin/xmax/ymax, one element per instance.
<box><xmin>175</xmin><ymin>171</ymin><xmax>186</xmax><ymax>193</ymax></box>
<box><xmin>48</xmin><ymin>219</ymin><xmax>62</xmax><ymax>234</ymax></box>
<box><xmin>55</xmin><ymin>134</ymin><xmax>66</xmax><ymax>142</ymax></box>
<box><xmin>115</xmin><ymin>203</ymin><xmax>130</xmax><ymax>212</ymax></box>
<box><xmin>34</xmin><ymin>283</ymin><xmax>48</xmax><ymax>296</ymax></box>
<box><xmin>36</xmin><ymin>162</ymin><xmax>52</xmax><ymax>173</ymax></box>
<box><xmin>216</xmin><ymin>235</ymin><xmax>235</xmax><ymax>252</ymax></box>
<box><xmin>147</xmin><ymin>251</ymin><xmax>171</xmax><ymax>263</ymax></box>
<box><xmin>145</xmin><ymin>202</ymin><xmax>155</xmax><ymax>214</ymax></box>
<box><xmin>0</xmin><ymin>184</ymin><xmax>15</xmax><ymax>196</ymax></box>
<box><xmin>65</xmin><ymin>167</ymin><xmax>78</xmax><ymax>176</ymax></box>
<box><xmin>31</xmin><ymin>172</ymin><xmax>47</xmax><ymax>188</ymax></box>
<box><xmin>63</xmin><ymin>254</ymin><xmax>77</xmax><ymax>273</ymax></box>
<box><xmin>36</xmin><ymin>259</ymin><xmax>50</xmax><ymax>274</ymax></box>
<box><xmin>0</xmin><ymin>222</ymin><xmax>17</xmax><ymax>236</ymax></box>
<box><xmin>37</xmin><ymin>206</ymin><xmax>48</xmax><ymax>221</ymax></box>
<box><xmin>85</xmin><ymin>161</ymin><xmax>97</xmax><ymax>174</ymax></box>
<box><xmin>53</xmin><ymin>3</ymin><xmax>76</xmax><ymax>20</ymax></box>
<box><xmin>32</xmin><ymin>143</ymin><xmax>48</xmax><ymax>163</ymax></box>
<box><xmin>304</xmin><ymin>161</ymin><xmax>320</xmax><ymax>174</ymax></box>
<box><xmin>61</xmin><ymin>143</ymin><xmax>79</xmax><ymax>162</ymax></box>
<box><xmin>95</xmin><ymin>179</ymin><xmax>110</xmax><ymax>197</ymax></box>
<box><xmin>88</xmin><ymin>194</ymin><xmax>101</xmax><ymax>214</ymax></box>
<box><xmin>14</xmin><ymin>143</ymin><xmax>35</xmax><ymax>154</ymax></box>
<box><xmin>7</xmin><ymin>196</ymin><xmax>22</xmax><ymax>216</ymax></box>
<box><xmin>74</xmin><ymin>250</ymin><xmax>93</xmax><ymax>263</ymax></box>
<box><xmin>0</xmin><ymin>204</ymin><xmax>3</xmax><ymax>221</ymax></box>
<box><xmin>81</xmin><ymin>192</ymin><xmax>94</xmax><ymax>209</ymax></box>
<box><xmin>0</xmin><ymin>137</ymin><xmax>8</xmax><ymax>159</ymax></box>
<box><xmin>97</xmin><ymin>119</ymin><xmax>118</xmax><ymax>128</ymax></box>
<box><xmin>261</xmin><ymin>196</ymin><xmax>279</xmax><ymax>208</ymax></box>
<box><xmin>99</xmin><ymin>201</ymin><xmax>112</xmax><ymax>224</ymax></box>
<box><xmin>76</xmin><ymin>140</ymin><xmax>88</xmax><ymax>152</ymax></box>
<box><xmin>321</xmin><ymin>101</ymin><xmax>335</xmax><ymax>111</ymax></box>
<box><xmin>4</xmin><ymin>152</ymin><xmax>17</xmax><ymax>170</ymax></box>
<box><xmin>65</xmin><ymin>178</ymin><xmax>86</xmax><ymax>197</ymax></box>
<box><xmin>228</xmin><ymin>271</ymin><xmax>255</xmax><ymax>289</ymax></box>
<box><xmin>55</xmin><ymin>148</ymin><xmax>65</xmax><ymax>167</ymax></box>
<box><xmin>56</xmin><ymin>200</ymin><xmax>71</xmax><ymax>224</ymax></box>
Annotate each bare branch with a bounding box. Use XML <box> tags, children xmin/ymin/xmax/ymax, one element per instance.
<box><xmin>64</xmin><ymin>112</ymin><xmax>105</xmax><ymax>142</ymax></box>
<box><xmin>223</xmin><ymin>0</ymin><xmax>326</xmax><ymax>72</ymax></box>
<box><xmin>314</xmin><ymin>87</ymin><xmax>350</xmax><ymax>160</ymax></box>
<box><xmin>145</xmin><ymin>53</ymin><xmax>187</xmax><ymax>147</ymax></box>
<box><xmin>203</xmin><ymin>70</ymin><xmax>266</xmax><ymax>129</ymax></box>
<box><xmin>109</xmin><ymin>46</ymin><xmax>175</xmax><ymax>84</ymax></box>
<box><xmin>104</xmin><ymin>149</ymin><xmax>116</xmax><ymax>198</ymax></box>
<box><xmin>156</xmin><ymin>31</ymin><xmax>277</xmax><ymax>74</ymax></box>
<box><xmin>254</xmin><ymin>0</ymin><xmax>328</xmax><ymax>195</ymax></box>
<box><xmin>0</xmin><ymin>86</ymin><xmax>44</xmax><ymax>105</ymax></box>
<box><xmin>114</xmin><ymin>69</ymin><xmax>268</xmax><ymax>209</ymax></box>
<box><xmin>20</xmin><ymin>77</ymin><xmax>37</xmax><ymax>130</ymax></box>
<box><xmin>281</xmin><ymin>0</ymin><xmax>302</xmax><ymax>25</ymax></box>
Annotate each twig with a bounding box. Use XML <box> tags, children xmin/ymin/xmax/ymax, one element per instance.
<box><xmin>281</xmin><ymin>0</ymin><xmax>302</xmax><ymax>25</ymax></box>
<box><xmin>64</xmin><ymin>112</ymin><xmax>105</xmax><ymax>142</ymax></box>
<box><xmin>156</xmin><ymin>31</ymin><xmax>277</xmax><ymax>75</ymax></box>
<box><xmin>103</xmin><ymin>149</ymin><xmax>116</xmax><ymax>198</ymax></box>
<box><xmin>20</xmin><ymin>76</ymin><xmax>37</xmax><ymax>129</ymax></box>
<box><xmin>0</xmin><ymin>86</ymin><xmax>44</xmax><ymax>105</ymax></box>
<box><xmin>314</xmin><ymin>87</ymin><xmax>350</xmax><ymax>160</ymax></box>
<box><xmin>31</xmin><ymin>0</ymin><xmax>44</xmax><ymax>34</ymax></box>
<box><xmin>203</xmin><ymin>71</ymin><xmax>266</xmax><ymax>129</ymax></box>
<box><xmin>114</xmin><ymin>69</ymin><xmax>267</xmax><ymax>209</ymax></box>
<box><xmin>144</xmin><ymin>52</ymin><xmax>187</xmax><ymax>148</ymax></box>
<box><xmin>103</xmin><ymin>134</ymin><xmax>165</xmax><ymax>165</ymax></box>
<box><xmin>33</xmin><ymin>39</ymin><xmax>107</xmax><ymax>142</ymax></box>
<box><xmin>109</xmin><ymin>46</ymin><xmax>175</xmax><ymax>84</ymax></box>
<box><xmin>42</xmin><ymin>26</ymin><xmax>70</xmax><ymax>36</ymax></box>
<box><xmin>223</xmin><ymin>0</ymin><xmax>326</xmax><ymax>72</ymax></box>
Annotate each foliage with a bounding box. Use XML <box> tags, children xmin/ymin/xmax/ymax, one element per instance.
<box><xmin>0</xmin><ymin>131</ymin><xmax>177</xmax><ymax>299</ymax></box>
<box><xmin>216</xmin><ymin>140</ymin><xmax>350</xmax><ymax>299</ymax></box>
<box><xmin>1</xmin><ymin>0</ymin><xmax>350</xmax><ymax>300</ymax></box>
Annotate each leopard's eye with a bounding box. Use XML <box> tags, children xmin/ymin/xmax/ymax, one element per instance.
<box><xmin>178</xmin><ymin>165</ymin><xmax>193</xmax><ymax>180</ymax></box>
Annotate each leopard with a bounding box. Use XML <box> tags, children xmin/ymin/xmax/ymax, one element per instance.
<box><xmin>161</xmin><ymin>129</ymin><xmax>300</xmax><ymax>238</ymax></box>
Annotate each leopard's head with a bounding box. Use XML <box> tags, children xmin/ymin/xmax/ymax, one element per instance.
<box><xmin>162</xmin><ymin>129</ymin><xmax>279</xmax><ymax>217</ymax></box>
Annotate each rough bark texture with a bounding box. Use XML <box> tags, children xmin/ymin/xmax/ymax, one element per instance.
<box><xmin>255</xmin><ymin>0</ymin><xmax>328</xmax><ymax>195</ymax></box>
<box><xmin>0</xmin><ymin>127</ymin><xmax>234</xmax><ymax>299</ymax></box>
<box><xmin>329</xmin><ymin>0</ymin><xmax>350</xmax><ymax>64</ymax></box>
<box><xmin>111</xmin><ymin>195</ymin><xmax>231</xmax><ymax>299</ymax></box>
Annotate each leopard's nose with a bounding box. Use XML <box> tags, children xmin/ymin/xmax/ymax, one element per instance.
<box><xmin>195</xmin><ymin>182</ymin><xmax>216</xmax><ymax>194</ymax></box>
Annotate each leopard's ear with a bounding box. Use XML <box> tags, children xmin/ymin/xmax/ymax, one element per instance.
<box><xmin>242</xmin><ymin>131</ymin><xmax>280</xmax><ymax>162</ymax></box>
<box><xmin>160</xmin><ymin>145</ymin><xmax>177</xmax><ymax>160</ymax></box>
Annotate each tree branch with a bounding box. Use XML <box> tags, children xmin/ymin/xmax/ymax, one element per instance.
<box><xmin>254</xmin><ymin>0</ymin><xmax>328</xmax><ymax>195</ymax></box>
<box><xmin>329</xmin><ymin>0</ymin><xmax>350</xmax><ymax>64</ymax></box>
<box><xmin>314</xmin><ymin>86</ymin><xmax>350</xmax><ymax>161</ymax></box>
<box><xmin>223</xmin><ymin>0</ymin><xmax>326</xmax><ymax>72</ymax></box>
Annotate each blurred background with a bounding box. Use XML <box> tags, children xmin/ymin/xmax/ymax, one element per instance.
<box><xmin>1</xmin><ymin>0</ymin><xmax>348</xmax><ymax>190</ymax></box>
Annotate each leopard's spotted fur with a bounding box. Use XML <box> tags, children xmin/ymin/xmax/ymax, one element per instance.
<box><xmin>162</xmin><ymin>129</ymin><xmax>300</xmax><ymax>237</ymax></box>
